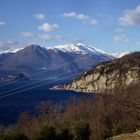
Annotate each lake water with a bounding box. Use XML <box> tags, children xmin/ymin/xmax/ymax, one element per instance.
<box><xmin>0</xmin><ymin>81</ymin><xmax>93</xmax><ymax>126</ymax></box>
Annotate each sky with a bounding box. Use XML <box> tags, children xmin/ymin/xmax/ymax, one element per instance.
<box><xmin>0</xmin><ymin>0</ymin><xmax>140</xmax><ymax>53</ymax></box>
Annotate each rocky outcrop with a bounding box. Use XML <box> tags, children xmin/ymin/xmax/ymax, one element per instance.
<box><xmin>64</xmin><ymin>52</ymin><xmax>140</xmax><ymax>94</ymax></box>
<box><xmin>108</xmin><ymin>131</ymin><xmax>140</xmax><ymax>140</ymax></box>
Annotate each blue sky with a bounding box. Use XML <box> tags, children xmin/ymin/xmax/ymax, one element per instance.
<box><xmin>0</xmin><ymin>0</ymin><xmax>140</xmax><ymax>53</ymax></box>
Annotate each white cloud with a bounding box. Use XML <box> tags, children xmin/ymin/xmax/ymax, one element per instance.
<box><xmin>90</xmin><ymin>19</ymin><xmax>98</xmax><ymax>25</ymax></box>
<box><xmin>21</xmin><ymin>30</ymin><xmax>62</xmax><ymax>42</ymax></box>
<box><xmin>55</xmin><ymin>35</ymin><xmax>64</xmax><ymax>39</ymax></box>
<box><xmin>39</xmin><ymin>34</ymin><xmax>63</xmax><ymax>42</ymax></box>
<box><xmin>135</xmin><ymin>41</ymin><xmax>140</xmax><ymax>45</ymax></box>
<box><xmin>39</xmin><ymin>34</ymin><xmax>52</xmax><ymax>41</ymax></box>
<box><xmin>114</xmin><ymin>34</ymin><xmax>129</xmax><ymax>42</ymax></box>
<box><xmin>76</xmin><ymin>14</ymin><xmax>89</xmax><ymax>20</ymax></box>
<box><xmin>63</xmin><ymin>12</ymin><xmax>76</xmax><ymax>17</ymax></box>
<box><xmin>63</xmin><ymin>12</ymin><xmax>89</xmax><ymax>20</ymax></box>
<box><xmin>116</xmin><ymin>28</ymin><xmax>125</xmax><ymax>33</ymax></box>
<box><xmin>38</xmin><ymin>23</ymin><xmax>59</xmax><ymax>32</ymax></box>
<box><xmin>21</xmin><ymin>32</ymin><xmax>33</xmax><ymax>37</ymax></box>
<box><xmin>34</xmin><ymin>14</ymin><xmax>45</xmax><ymax>20</ymax></box>
<box><xmin>115</xmin><ymin>28</ymin><xmax>125</xmax><ymax>32</ymax></box>
<box><xmin>119</xmin><ymin>5</ymin><xmax>140</xmax><ymax>26</ymax></box>
<box><xmin>0</xmin><ymin>21</ymin><xmax>6</xmax><ymax>26</ymax></box>
<box><xmin>0</xmin><ymin>40</ymin><xmax>19</xmax><ymax>47</ymax></box>
<box><xmin>0</xmin><ymin>40</ymin><xmax>21</xmax><ymax>51</ymax></box>
<box><xmin>63</xmin><ymin>12</ymin><xmax>98</xmax><ymax>25</ymax></box>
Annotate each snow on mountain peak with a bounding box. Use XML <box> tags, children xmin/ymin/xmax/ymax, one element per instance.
<box><xmin>48</xmin><ymin>44</ymin><xmax>82</xmax><ymax>53</ymax></box>
<box><xmin>112</xmin><ymin>52</ymin><xmax>130</xmax><ymax>58</ymax></box>
<box><xmin>1</xmin><ymin>43</ymin><xmax>129</xmax><ymax>59</ymax></box>
<box><xmin>48</xmin><ymin>43</ymin><xmax>112</xmax><ymax>57</ymax></box>
<box><xmin>0</xmin><ymin>48</ymin><xmax>23</xmax><ymax>54</ymax></box>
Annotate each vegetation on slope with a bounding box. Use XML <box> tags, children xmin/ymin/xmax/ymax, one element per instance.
<box><xmin>65</xmin><ymin>52</ymin><xmax>140</xmax><ymax>93</ymax></box>
<box><xmin>83</xmin><ymin>52</ymin><xmax>140</xmax><ymax>78</ymax></box>
<box><xmin>0</xmin><ymin>84</ymin><xmax>140</xmax><ymax>140</ymax></box>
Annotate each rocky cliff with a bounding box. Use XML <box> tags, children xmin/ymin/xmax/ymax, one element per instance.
<box><xmin>64</xmin><ymin>52</ymin><xmax>140</xmax><ymax>94</ymax></box>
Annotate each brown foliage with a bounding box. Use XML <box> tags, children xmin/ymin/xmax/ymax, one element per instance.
<box><xmin>1</xmin><ymin>85</ymin><xmax>140</xmax><ymax>140</ymax></box>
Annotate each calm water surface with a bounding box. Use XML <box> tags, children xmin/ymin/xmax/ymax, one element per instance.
<box><xmin>0</xmin><ymin>81</ymin><xmax>93</xmax><ymax>126</ymax></box>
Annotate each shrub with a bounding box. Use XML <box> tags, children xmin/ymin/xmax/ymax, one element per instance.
<box><xmin>56</xmin><ymin>127</ymin><xmax>73</xmax><ymax>140</ymax></box>
<box><xmin>1</xmin><ymin>84</ymin><xmax>140</xmax><ymax>140</ymax></box>
<box><xmin>32</xmin><ymin>124</ymin><xmax>56</xmax><ymax>140</ymax></box>
<box><xmin>0</xmin><ymin>129</ymin><xmax>28</xmax><ymax>140</ymax></box>
<box><xmin>71</xmin><ymin>119</ymin><xmax>90</xmax><ymax>140</ymax></box>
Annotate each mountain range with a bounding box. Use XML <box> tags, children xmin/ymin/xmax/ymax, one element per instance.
<box><xmin>0</xmin><ymin>43</ymin><xmax>114</xmax><ymax>80</ymax></box>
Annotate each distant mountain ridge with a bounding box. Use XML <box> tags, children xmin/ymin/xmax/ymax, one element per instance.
<box><xmin>0</xmin><ymin>43</ymin><xmax>114</xmax><ymax>80</ymax></box>
<box><xmin>0</xmin><ymin>48</ymin><xmax>23</xmax><ymax>54</ymax></box>
<box><xmin>0</xmin><ymin>44</ymin><xmax>129</xmax><ymax>58</ymax></box>
<box><xmin>0</xmin><ymin>73</ymin><xmax>29</xmax><ymax>81</ymax></box>
<box><xmin>112</xmin><ymin>52</ymin><xmax>130</xmax><ymax>58</ymax></box>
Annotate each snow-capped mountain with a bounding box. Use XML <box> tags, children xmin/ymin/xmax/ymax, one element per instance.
<box><xmin>48</xmin><ymin>43</ymin><xmax>112</xmax><ymax>57</ymax></box>
<box><xmin>0</xmin><ymin>48</ymin><xmax>23</xmax><ymax>54</ymax></box>
<box><xmin>112</xmin><ymin>52</ymin><xmax>130</xmax><ymax>58</ymax></box>
<box><xmin>0</xmin><ymin>43</ymin><xmax>129</xmax><ymax>59</ymax></box>
<box><xmin>0</xmin><ymin>43</ymin><xmax>114</xmax><ymax>80</ymax></box>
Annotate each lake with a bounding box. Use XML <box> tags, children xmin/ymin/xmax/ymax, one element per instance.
<box><xmin>0</xmin><ymin>81</ymin><xmax>93</xmax><ymax>126</ymax></box>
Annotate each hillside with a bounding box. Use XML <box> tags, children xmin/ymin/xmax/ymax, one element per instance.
<box><xmin>63</xmin><ymin>52</ymin><xmax>140</xmax><ymax>93</ymax></box>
